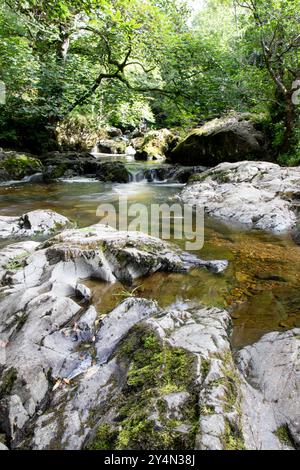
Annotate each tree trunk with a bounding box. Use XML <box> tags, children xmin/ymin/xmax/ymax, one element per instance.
<box><xmin>280</xmin><ymin>92</ymin><xmax>297</xmax><ymax>154</ymax></box>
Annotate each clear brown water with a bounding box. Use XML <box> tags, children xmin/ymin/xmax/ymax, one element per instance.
<box><xmin>1</xmin><ymin>163</ymin><xmax>300</xmax><ymax>349</ymax></box>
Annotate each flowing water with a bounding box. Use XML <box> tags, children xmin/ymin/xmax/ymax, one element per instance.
<box><xmin>0</xmin><ymin>158</ymin><xmax>300</xmax><ymax>349</ymax></box>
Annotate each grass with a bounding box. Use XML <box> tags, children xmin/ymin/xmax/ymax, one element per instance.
<box><xmin>4</xmin><ymin>252</ymin><xmax>28</xmax><ymax>270</ymax></box>
<box><xmin>274</xmin><ymin>425</ymin><xmax>294</xmax><ymax>447</ymax></box>
<box><xmin>113</xmin><ymin>285</ymin><xmax>142</xmax><ymax>299</ymax></box>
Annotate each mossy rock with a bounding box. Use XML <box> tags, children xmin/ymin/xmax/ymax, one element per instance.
<box><xmin>97</xmin><ymin>139</ymin><xmax>126</xmax><ymax>154</ymax></box>
<box><xmin>96</xmin><ymin>161</ymin><xmax>130</xmax><ymax>183</ymax></box>
<box><xmin>0</xmin><ymin>367</ymin><xmax>18</xmax><ymax>399</ymax></box>
<box><xmin>0</xmin><ymin>153</ymin><xmax>43</xmax><ymax>180</ymax></box>
<box><xmin>86</xmin><ymin>324</ymin><xmax>199</xmax><ymax>450</ymax></box>
<box><xmin>274</xmin><ymin>425</ymin><xmax>294</xmax><ymax>448</ymax></box>
<box><xmin>135</xmin><ymin>129</ymin><xmax>178</xmax><ymax>161</ymax></box>
<box><xmin>170</xmin><ymin>113</ymin><xmax>269</xmax><ymax>167</ymax></box>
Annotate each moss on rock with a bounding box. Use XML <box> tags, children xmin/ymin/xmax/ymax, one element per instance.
<box><xmin>86</xmin><ymin>324</ymin><xmax>199</xmax><ymax>450</ymax></box>
<box><xmin>0</xmin><ymin>368</ymin><xmax>18</xmax><ymax>399</ymax></box>
<box><xmin>170</xmin><ymin>113</ymin><xmax>268</xmax><ymax>167</ymax></box>
<box><xmin>135</xmin><ymin>129</ymin><xmax>178</xmax><ymax>161</ymax></box>
<box><xmin>274</xmin><ymin>425</ymin><xmax>294</xmax><ymax>448</ymax></box>
<box><xmin>0</xmin><ymin>153</ymin><xmax>43</xmax><ymax>180</ymax></box>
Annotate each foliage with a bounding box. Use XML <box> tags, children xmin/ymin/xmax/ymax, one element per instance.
<box><xmin>0</xmin><ymin>0</ymin><xmax>299</xmax><ymax>156</ymax></box>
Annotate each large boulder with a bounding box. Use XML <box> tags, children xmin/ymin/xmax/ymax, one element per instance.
<box><xmin>31</xmin><ymin>302</ymin><xmax>235</xmax><ymax>451</ymax></box>
<box><xmin>237</xmin><ymin>329</ymin><xmax>300</xmax><ymax>450</ymax></box>
<box><xmin>179</xmin><ymin>161</ymin><xmax>300</xmax><ymax>235</ymax></box>
<box><xmin>39</xmin><ymin>151</ymin><xmax>99</xmax><ymax>180</ymax></box>
<box><xmin>170</xmin><ymin>114</ymin><xmax>268</xmax><ymax>166</ymax></box>
<box><xmin>106</xmin><ymin>127</ymin><xmax>123</xmax><ymax>138</ymax></box>
<box><xmin>96</xmin><ymin>139</ymin><xmax>126</xmax><ymax>155</ymax></box>
<box><xmin>0</xmin><ymin>225</ymin><xmax>298</xmax><ymax>451</ymax></box>
<box><xmin>0</xmin><ymin>152</ymin><xmax>43</xmax><ymax>181</ymax></box>
<box><xmin>4</xmin><ymin>288</ymin><xmax>298</xmax><ymax>451</ymax></box>
<box><xmin>95</xmin><ymin>161</ymin><xmax>130</xmax><ymax>183</ymax></box>
<box><xmin>0</xmin><ymin>224</ymin><xmax>228</xmax><ymax>449</ymax></box>
<box><xmin>0</xmin><ymin>210</ymin><xmax>72</xmax><ymax>240</ymax></box>
<box><xmin>134</xmin><ymin>129</ymin><xmax>178</xmax><ymax>161</ymax></box>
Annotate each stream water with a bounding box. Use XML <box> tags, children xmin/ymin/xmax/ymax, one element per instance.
<box><xmin>0</xmin><ymin>157</ymin><xmax>300</xmax><ymax>349</ymax></box>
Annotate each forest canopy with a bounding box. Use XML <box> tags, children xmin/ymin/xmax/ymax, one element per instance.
<box><xmin>0</xmin><ymin>0</ymin><xmax>299</xmax><ymax>160</ymax></box>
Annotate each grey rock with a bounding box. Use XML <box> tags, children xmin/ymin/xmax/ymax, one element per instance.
<box><xmin>170</xmin><ymin>113</ymin><xmax>267</xmax><ymax>166</ymax></box>
<box><xmin>0</xmin><ymin>210</ymin><xmax>72</xmax><ymax>240</ymax></box>
<box><xmin>96</xmin><ymin>298</ymin><xmax>157</xmax><ymax>364</ymax></box>
<box><xmin>21</xmin><ymin>173</ymin><xmax>44</xmax><ymax>183</ymax></box>
<box><xmin>96</xmin><ymin>139</ymin><xmax>126</xmax><ymax>155</ymax></box>
<box><xmin>95</xmin><ymin>161</ymin><xmax>130</xmax><ymax>183</ymax></box>
<box><xmin>179</xmin><ymin>161</ymin><xmax>300</xmax><ymax>234</ymax></box>
<box><xmin>27</xmin><ymin>301</ymin><xmax>234</xmax><ymax>450</ymax></box>
<box><xmin>74</xmin><ymin>283</ymin><xmax>91</xmax><ymax>302</ymax></box>
<box><xmin>144</xmin><ymin>165</ymin><xmax>207</xmax><ymax>184</ymax></box>
<box><xmin>181</xmin><ymin>252</ymin><xmax>228</xmax><ymax>273</ymax></box>
<box><xmin>0</xmin><ymin>241</ymin><xmax>40</xmax><ymax>280</ymax></box>
<box><xmin>39</xmin><ymin>151</ymin><xmax>100</xmax><ymax>180</ymax></box>
<box><xmin>237</xmin><ymin>329</ymin><xmax>300</xmax><ymax>450</ymax></box>
<box><xmin>163</xmin><ymin>392</ymin><xmax>190</xmax><ymax>420</ymax></box>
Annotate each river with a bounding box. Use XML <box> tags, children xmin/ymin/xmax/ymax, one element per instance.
<box><xmin>0</xmin><ymin>157</ymin><xmax>299</xmax><ymax>349</ymax></box>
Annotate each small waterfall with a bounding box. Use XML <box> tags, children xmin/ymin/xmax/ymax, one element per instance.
<box><xmin>144</xmin><ymin>168</ymin><xmax>166</xmax><ymax>183</ymax></box>
<box><xmin>128</xmin><ymin>169</ymin><xmax>146</xmax><ymax>182</ymax></box>
<box><xmin>91</xmin><ymin>143</ymin><xmax>98</xmax><ymax>155</ymax></box>
<box><xmin>144</xmin><ymin>168</ymin><xmax>155</xmax><ymax>182</ymax></box>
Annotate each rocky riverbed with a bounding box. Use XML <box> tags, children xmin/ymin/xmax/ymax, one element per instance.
<box><xmin>0</xmin><ymin>212</ymin><xmax>299</xmax><ymax>450</ymax></box>
<box><xmin>0</xmin><ymin>157</ymin><xmax>299</xmax><ymax>450</ymax></box>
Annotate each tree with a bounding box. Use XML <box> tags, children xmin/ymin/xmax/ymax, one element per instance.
<box><xmin>0</xmin><ymin>0</ymin><xmax>189</xmax><ymax>151</ymax></box>
<box><xmin>235</xmin><ymin>0</ymin><xmax>300</xmax><ymax>153</ymax></box>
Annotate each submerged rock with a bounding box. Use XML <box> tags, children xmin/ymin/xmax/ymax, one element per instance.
<box><xmin>0</xmin><ymin>210</ymin><xmax>72</xmax><ymax>240</ymax></box>
<box><xmin>179</xmin><ymin>161</ymin><xmax>300</xmax><ymax>235</ymax></box>
<box><xmin>170</xmin><ymin>113</ymin><xmax>268</xmax><ymax>166</ymax></box>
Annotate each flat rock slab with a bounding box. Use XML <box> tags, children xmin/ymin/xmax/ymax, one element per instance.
<box><xmin>238</xmin><ymin>329</ymin><xmax>300</xmax><ymax>450</ymax></box>
<box><xmin>179</xmin><ymin>161</ymin><xmax>300</xmax><ymax>234</ymax></box>
<box><xmin>0</xmin><ymin>241</ymin><xmax>40</xmax><ymax>280</ymax></box>
<box><xmin>0</xmin><ymin>210</ymin><xmax>72</xmax><ymax>240</ymax></box>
